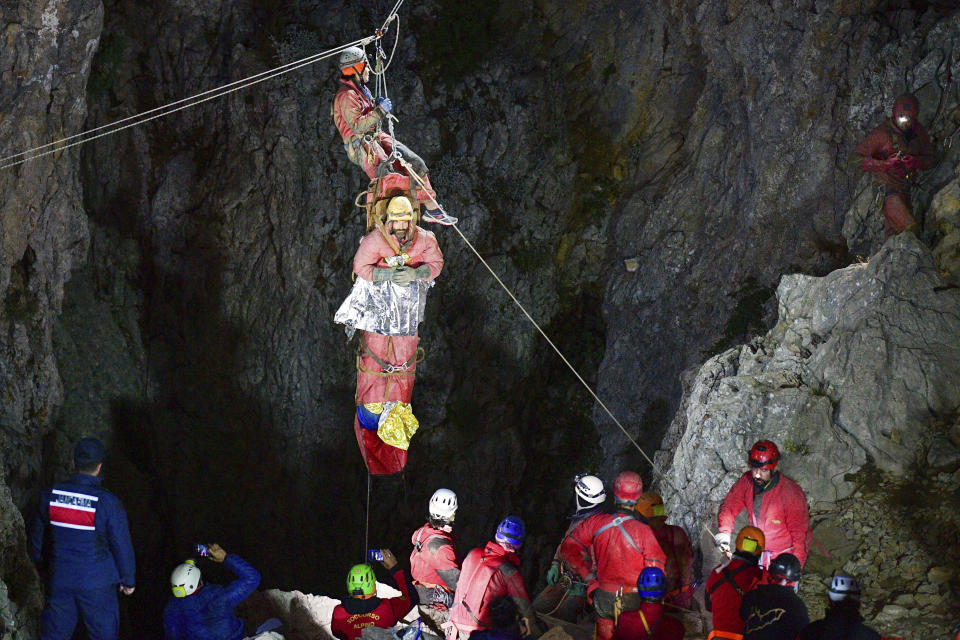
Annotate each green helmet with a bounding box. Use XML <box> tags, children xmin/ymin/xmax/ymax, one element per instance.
<box><xmin>347</xmin><ymin>563</ymin><xmax>376</xmax><ymax>597</ymax></box>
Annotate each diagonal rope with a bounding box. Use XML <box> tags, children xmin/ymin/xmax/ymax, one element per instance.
<box><xmin>365</xmin><ymin>471</ymin><xmax>372</xmax><ymax>562</ymax></box>
<box><xmin>0</xmin><ymin>35</ymin><xmax>375</xmax><ymax>171</ymax></box>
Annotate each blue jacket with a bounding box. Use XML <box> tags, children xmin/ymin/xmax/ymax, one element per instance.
<box><xmin>163</xmin><ymin>554</ymin><xmax>261</xmax><ymax>640</ymax></box>
<box><xmin>30</xmin><ymin>474</ymin><xmax>136</xmax><ymax>589</ymax></box>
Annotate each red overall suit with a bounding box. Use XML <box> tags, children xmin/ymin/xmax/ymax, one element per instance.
<box><xmin>333</xmin><ymin>78</ymin><xmax>436</xmax><ymax>201</ymax></box>
<box><xmin>704</xmin><ymin>558</ymin><xmax>766</xmax><ymax>639</ymax></box>
<box><xmin>612</xmin><ymin>602</ymin><xmax>686</xmax><ymax>640</ymax></box>
<box><xmin>352</xmin><ymin>226</ymin><xmax>443</xmax><ymax>474</ymax></box>
<box><xmin>410</xmin><ymin>523</ymin><xmax>460</xmax><ymax>597</ymax></box>
<box><xmin>717</xmin><ymin>472</ymin><xmax>810</xmax><ymax>568</ymax></box>
<box><xmin>854</xmin><ymin>93</ymin><xmax>934</xmax><ymax>238</ymax></box>
<box><xmin>649</xmin><ymin>522</ymin><xmax>694</xmax><ymax>609</ymax></box>
<box><xmin>448</xmin><ymin>542</ymin><xmax>532</xmax><ymax>638</ymax></box>
<box><xmin>560</xmin><ymin>510</ymin><xmax>667</xmax><ymax>640</ymax></box>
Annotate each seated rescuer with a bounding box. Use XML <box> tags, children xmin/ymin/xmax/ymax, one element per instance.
<box><xmin>410</xmin><ymin>488</ymin><xmax>461</xmax><ymax>607</ymax></box>
<box><xmin>163</xmin><ymin>543</ymin><xmax>261</xmax><ymax>640</ymax></box>
<box><xmin>612</xmin><ymin>567</ymin><xmax>685</xmax><ymax>640</ymax></box>
<box><xmin>331</xmin><ymin>548</ymin><xmax>419</xmax><ymax>640</ymax></box>
<box><xmin>533</xmin><ymin>473</ymin><xmax>606</xmax><ymax>622</ymax></box>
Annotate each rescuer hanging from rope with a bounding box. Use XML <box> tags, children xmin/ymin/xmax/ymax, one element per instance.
<box><xmin>332</xmin><ymin>46</ymin><xmax>457</xmax><ymax>225</ymax></box>
<box><xmin>334</xmin><ymin>195</ymin><xmax>443</xmax><ymax>474</ymax></box>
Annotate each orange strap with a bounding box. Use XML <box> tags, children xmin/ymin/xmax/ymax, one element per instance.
<box><xmin>706</xmin><ymin>631</ymin><xmax>743</xmax><ymax>640</ymax></box>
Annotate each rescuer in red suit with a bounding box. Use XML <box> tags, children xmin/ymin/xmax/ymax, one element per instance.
<box><xmin>410</xmin><ymin>488</ymin><xmax>460</xmax><ymax>607</ymax></box>
<box><xmin>559</xmin><ymin>472</ymin><xmax>667</xmax><ymax>640</ymax></box>
<box><xmin>612</xmin><ymin>567</ymin><xmax>685</xmax><ymax>640</ymax></box>
<box><xmin>634</xmin><ymin>492</ymin><xmax>694</xmax><ymax>610</ymax></box>
<box><xmin>715</xmin><ymin>440</ymin><xmax>810</xmax><ymax>569</ymax></box>
<box><xmin>448</xmin><ymin>517</ymin><xmax>539</xmax><ymax>640</ymax></box>
<box><xmin>855</xmin><ymin>93</ymin><xmax>934</xmax><ymax>238</ymax></box>
<box><xmin>704</xmin><ymin>526</ymin><xmax>767</xmax><ymax>640</ymax></box>
<box><xmin>331</xmin><ymin>549</ymin><xmax>418</xmax><ymax>640</ymax></box>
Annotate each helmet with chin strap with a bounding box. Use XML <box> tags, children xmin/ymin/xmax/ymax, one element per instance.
<box><xmin>171</xmin><ymin>559</ymin><xmax>201</xmax><ymax>598</ymax></box>
<box><xmin>749</xmin><ymin>440</ymin><xmax>780</xmax><ymax>471</ymax></box>
<box><xmin>574</xmin><ymin>474</ymin><xmax>605</xmax><ymax>511</ymax></box>
<box><xmin>339</xmin><ymin>46</ymin><xmax>368</xmax><ymax>76</ymax></box>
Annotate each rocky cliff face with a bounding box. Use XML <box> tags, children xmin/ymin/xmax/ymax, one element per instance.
<box><xmin>0</xmin><ymin>0</ymin><xmax>102</xmax><ymax>636</ymax></box>
<box><xmin>655</xmin><ymin>233</ymin><xmax>960</xmax><ymax>636</ymax></box>
<box><xmin>3</xmin><ymin>0</ymin><xmax>960</xmax><ymax>637</ymax></box>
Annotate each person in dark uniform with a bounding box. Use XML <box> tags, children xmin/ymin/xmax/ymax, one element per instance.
<box><xmin>740</xmin><ymin>553</ymin><xmax>808</xmax><ymax>640</ymax></box>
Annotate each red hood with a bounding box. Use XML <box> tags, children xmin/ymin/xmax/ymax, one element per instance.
<box><xmin>483</xmin><ymin>540</ymin><xmax>520</xmax><ymax>566</ymax></box>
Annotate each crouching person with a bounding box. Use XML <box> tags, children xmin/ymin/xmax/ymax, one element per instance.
<box><xmin>331</xmin><ymin>548</ymin><xmax>419</xmax><ymax>640</ymax></box>
<box><xmin>613</xmin><ymin>568</ymin><xmax>685</xmax><ymax>640</ymax></box>
<box><xmin>164</xmin><ymin>543</ymin><xmax>261</xmax><ymax>640</ymax></box>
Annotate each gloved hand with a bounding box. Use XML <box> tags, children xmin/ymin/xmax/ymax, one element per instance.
<box><xmin>377</xmin><ymin>97</ymin><xmax>393</xmax><ymax>113</ymax></box>
<box><xmin>715</xmin><ymin>532</ymin><xmax>732</xmax><ymax>556</ymax></box>
<box><xmin>414</xmin><ymin>265</ymin><xmax>431</xmax><ymax>280</ymax></box>
<box><xmin>391</xmin><ymin>266</ymin><xmax>417</xmax><ymax>284</ymax></box>
<box><xmin>373</xmin><ymin>267</ymin><xmax>395</xmax><ymax>282</ymax></box>
<box><xmin>568</xmin><ymin>581</ymin><xmax>588</xmax><ymax>597</ymax></box>
<box><xmin>546</xmin><ymin>562</ymin><xmax>561</xmax><ymax>586</ymax></box>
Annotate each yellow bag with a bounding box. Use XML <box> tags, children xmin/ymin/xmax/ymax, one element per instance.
<box><xmin>376</xmin><ymin>402</ymin><xmax>420</xmax><ymax>450</ymax></box>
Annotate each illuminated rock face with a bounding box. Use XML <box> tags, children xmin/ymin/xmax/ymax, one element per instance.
<box><xmin>3</xmin><ymin>0</ymin><xmax>960</xmax><ymax>637</ymax></box>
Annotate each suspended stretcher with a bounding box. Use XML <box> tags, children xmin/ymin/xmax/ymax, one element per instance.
<box><xmin>334</xmin><ymin>171</ymin><xmax>441</xmax><ymax>475</ymax></box>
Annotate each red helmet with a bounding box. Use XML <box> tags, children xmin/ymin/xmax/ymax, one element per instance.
<box><xmin>749</xmin><ymin>440</ymin><xmax>780</xmax><ymax>470</ymax></box>
<box><xmin>613</xmin><ymin>471</ymin><xmax>642</xmax><ymax>505</ymax></box>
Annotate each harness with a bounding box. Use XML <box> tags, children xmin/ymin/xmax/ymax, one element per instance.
<box><xmin>593</xmin><ymin>515</ymin><xmax>641</xmax><ymax>553</ymax></box>
<box><xmin>708</xmin><ymin>563</ymin><xmax>752</xmax><ymax>598</ymax></box>
<box><xmin>638</xmin><ymin>610</ymin><xmax>663</xmax><ymax>637</ymax></box>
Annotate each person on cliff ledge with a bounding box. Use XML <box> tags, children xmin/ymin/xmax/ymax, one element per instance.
<box><xmin>796</xmin><ymin>574</ymin><xmax>881</xmax><ymax>640</ymax></box>
<box><xmin>854</xmin><ymin>92</ymin><xmax>934</xmax><ymax>239</ymax></box>
<box><xmin>559</xmin><ymin>471</ymin><xmax>667</xmax><ymax>640</ymax></box>
<box><xmin>532</xmin><ymin>473</ymin><xmax>606</xmax><ymax>622</ymax></box>
<box><xmin>715</xmin><ymin>440</ymin><xmax>810</xmax><ymax>569</ymax></box>
<box><xmin>331</xmin><ymin>549</ymin><xmax>419</xmax><ymax>640</ymax></box>
<box><xmin>332</xmin><ymin>46</ymin><xmax>456</xmax><ymax>225</ymax></box>
<box><xmin>29</xmin><ymin>437</ymin><xmax>136</xmax><ymax>640</ymax></box>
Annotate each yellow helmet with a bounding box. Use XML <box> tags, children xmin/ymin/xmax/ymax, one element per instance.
<box><xmin>386</xmin><ymin>196</ymin><xmax>414</xmax><ymax>221</ymax></box>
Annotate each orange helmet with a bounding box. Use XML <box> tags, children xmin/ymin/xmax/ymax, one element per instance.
<box><xmin>735</xmin><ymin>526</ymin><xmax>765</xmax><ymax>556</ymax></box>
<box><xmin>636</xmin><ymin>492</ymin><xmax>666</xmax><ymax>520</ymax></box>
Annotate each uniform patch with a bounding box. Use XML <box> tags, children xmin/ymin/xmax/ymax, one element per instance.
<box><xmin>49</xmin><ymin>489</ymin><xmax>98</xmax><ymax>530</ymax></box>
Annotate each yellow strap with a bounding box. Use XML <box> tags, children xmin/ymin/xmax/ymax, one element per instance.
<box><xmin>639</xmin><ymin>610</ymin><xmax>650</xmax><ymax>634</ymax></box>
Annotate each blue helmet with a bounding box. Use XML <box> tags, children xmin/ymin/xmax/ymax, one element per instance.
<box><xmin>637</xmin><ymin>567</ymin><xmax>666</xmax><ymax>599</ymax></box>
<box><xmin>495</xmin><ymin>516</ymin><xmax>525</xmax><ymax>547</ymax></box>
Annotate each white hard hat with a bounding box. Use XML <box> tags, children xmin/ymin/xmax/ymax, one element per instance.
<box><xmin>429</xmin><ymin>488</ymin><xmax>458</xmax><ymax>521</ymax></box>
<box><xmin>828</xmin><ymin>574</ymin><xmax>860</xmax><ymax>602</ymax></box>
<box><xmin>339</xmin><ymin>46</ymin><xmax>367</xmax><ymax>71</ymax></box>
<box><xmin>171</xmin><ymin>559</ymin><xmax>201</xmax><ymax>598</ymax></box>
<box><xmin>574</xmin><ymin>474</ymin><xmax>606</xmax><ymax>510</ymax></box>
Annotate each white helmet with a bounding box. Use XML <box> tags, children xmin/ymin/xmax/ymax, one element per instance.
<box><xmin>429</xmin><ymin>488</ymin><xmax>458</xmax><ymax>522</ymax></box>
<box><xmin>828</xmin><ymin>574</ymin><xmax>860</xmax><ymax>602</ymax></box>
<box><xmin>171</xmin><ymin>559</ymin><xmax>201</xmax><ymax>598</ymax></box>
<box><xmin>574</xmin><ymin>474</ymin><xmax>606</xmax><ymax>511</ymax></box>
<box><xmin>339</xmin><ymin>46</ymin><xmax>368</xmax><ymax>73</ymax></box>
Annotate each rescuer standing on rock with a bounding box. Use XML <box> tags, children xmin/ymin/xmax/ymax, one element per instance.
<box><xmin>164</xmin><ymin>543</ymin><xmax>262</xmax><ymax>640</ymax></box>
<box><xmin>533</xmin><ymin>473</ymin><xmax>606</xmax><ymax>622</ymax></box>
<box><xmin>635</xmin><ymin>492</ymin><xmax>694</xmax><ymax>610</ymax></box>
<box><xmin>705</xmin><ymin>526</ymin><xmax>767</xmax><ymax>640</ymax></box>
<box><xmin>855</xmin><ymin>92</ymin><xmax>934</xmax><ymax>239</ymax></box>
<box><xmin>29</xmin><ymin>437</ymin><xmax>135</xmax><ymax>640</ymax></box>
<box><xmin>715</xmin><ymin>440</ymin><xmax>810</xmax><ymax>569</ymax></box>
<box><xmin>448</xmin><ymin>517</ymin><xmax>540</xmax><ymax>640</ymax></box>
<box><xmin>740</xmin><ymin>553</ymin><xmax>808</xmax><ymax>640</ymax></box>
<box><xmin>331</xmin><ymin>549</ymin><xmax>419</xmax><ymax>640</ymax></box>
<box><xmin>410</xmin><ymin>488</ymin><xmax>461</xmax><ymax>621</ymax></box>
<box><xmin>332</xmin><ymin>46</ymin><xmax>456</xmax><ymax>225</ymax></box>
<box><xmin>796</xmin><ymin>574</ymin><xmax>881</xmax><ymax>640</ymax></box>
<box><xmin>559</xmin><ymin>471</ymin><xmax>667</xmax><ymax>640</ymax></box>
<box><xmin>611</xmin><ymin>567</ymin><xmax>686</xmax><ymax>640</ymax></box>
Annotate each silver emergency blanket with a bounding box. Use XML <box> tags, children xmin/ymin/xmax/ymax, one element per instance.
<box><xmin>334</xmin><ymin>277</ymin><xmax>433</xmax><ymax>338</ymax></box>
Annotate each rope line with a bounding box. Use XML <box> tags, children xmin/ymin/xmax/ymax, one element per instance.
<box><xmin>392</xmin><ymin>157</ymin><xmax>694</xmax><ymax>504</ymax></box>
<box><xmin>0</xmin><ymin>35</ymin><xmax>375</xmax><ymax>171</ymax></box>
<box><xmin>365</xmin><ymin>471</ymin><xmax>372</xmax><ymax>561</ymax></box>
